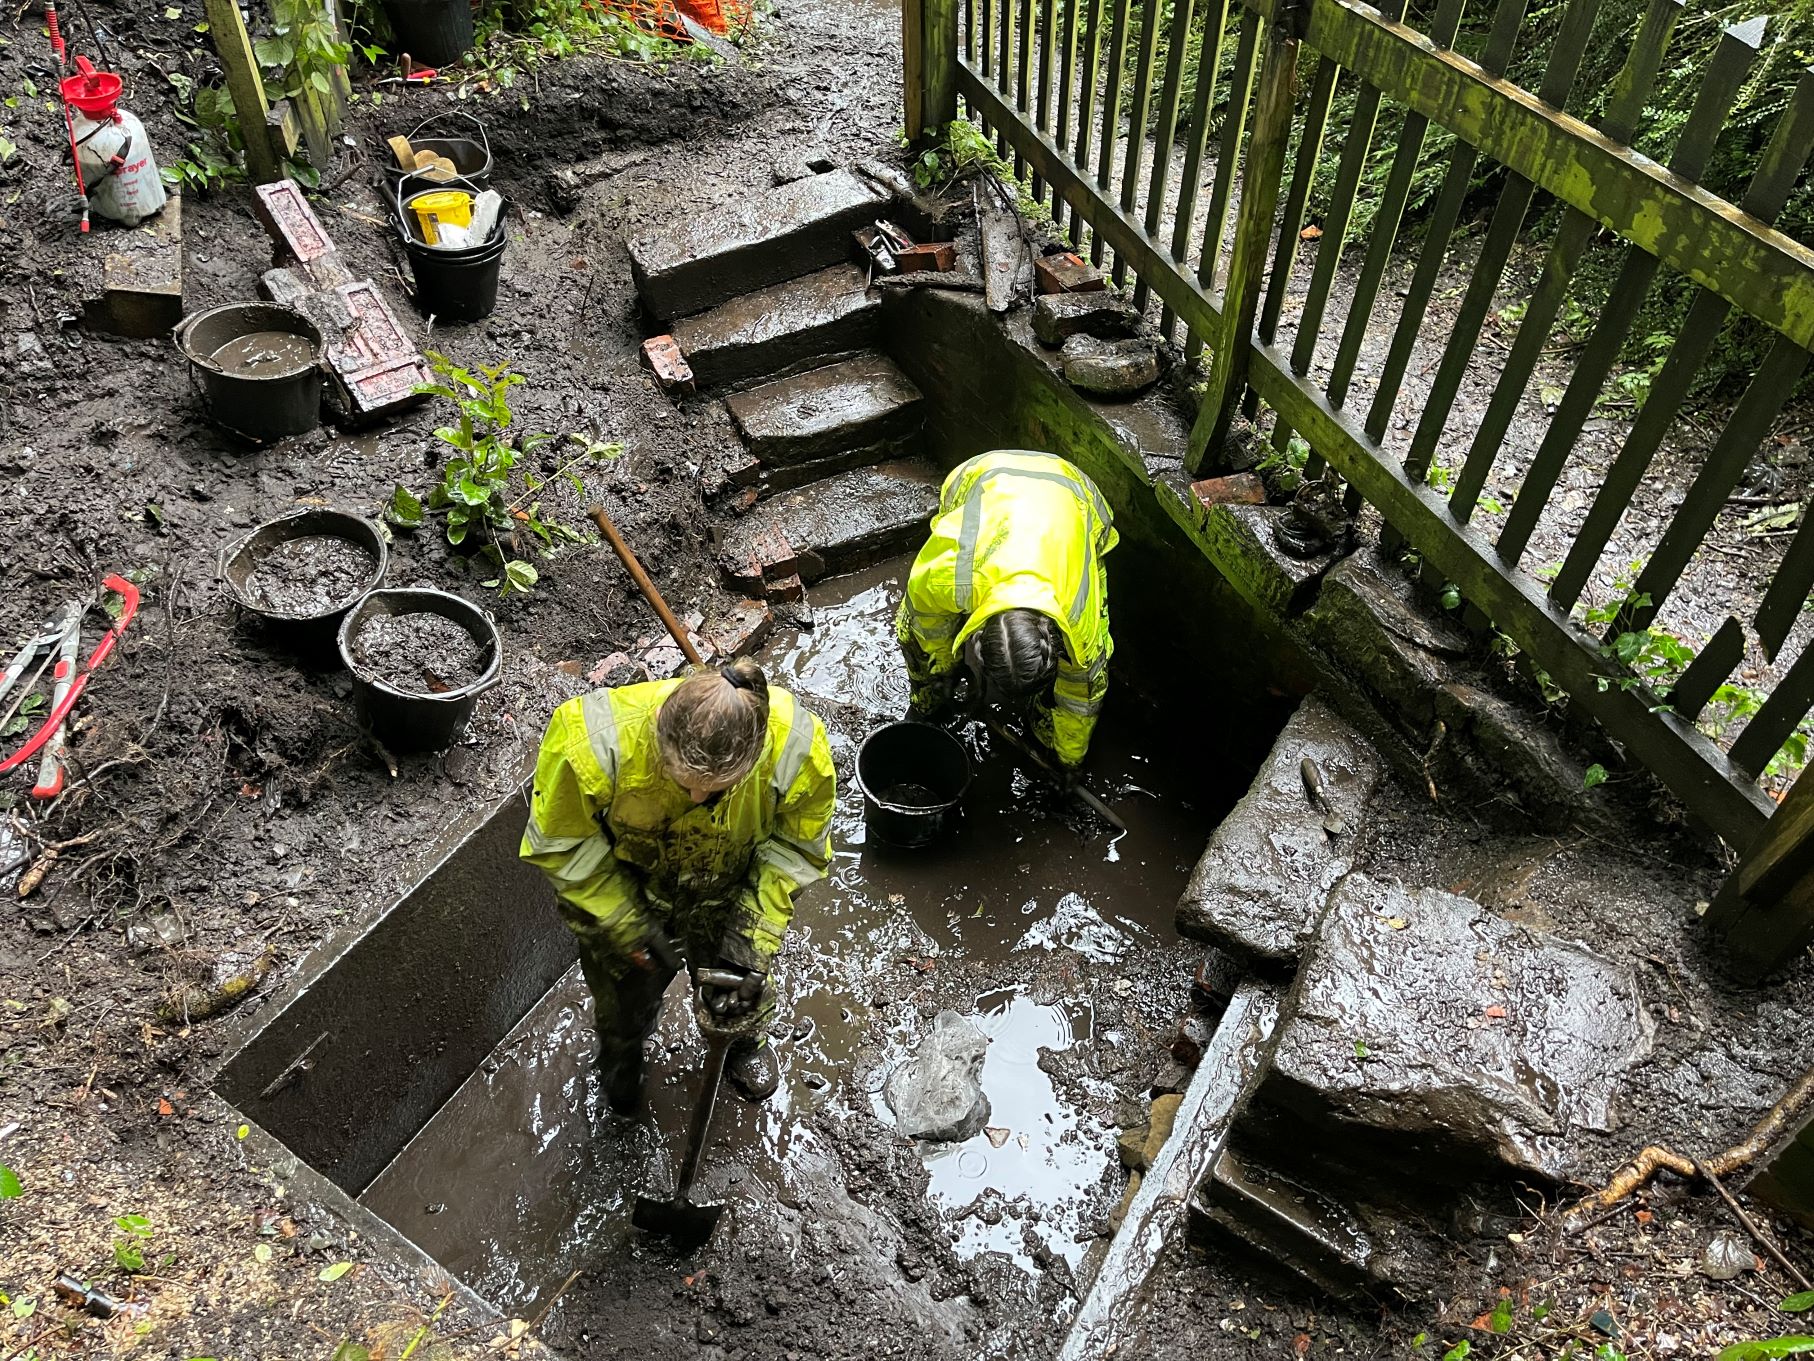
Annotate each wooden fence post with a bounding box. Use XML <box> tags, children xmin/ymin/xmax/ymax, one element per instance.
<box><xmin>203</xmin><ymin>0</ymin><xmax>284</xmax><ymax>185</ymax></box>
<box><xmin>1706</xmin><ymin>764</ymin><xmax>1814</xmax><ymax>979</ymax></box>
<box><xmin>905</xmin><ymin>0</ymin><xmax>960</xmax><ymax>143</ymax></box>
<box><xmin>1185</xmin><ymin>0</ymin><xmax>1301</xmax><ymax>475</ymax></box>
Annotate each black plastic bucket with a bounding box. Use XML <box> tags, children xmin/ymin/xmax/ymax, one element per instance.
<box><xmin>387</xmin><ymin>110</ymin><xmax>491</xmax><ymax>191</ymax></box>
<box><xmin>396</xmin><ymin>178</ymin><xmax>508</xmax><ymax>323</ymax></box>
<box><xmin>856</xmin><ymin>721</ymin><xmax>972</xmax><ymax>848</ymax></box>
<box><xmin>175</xmin><ymin>302</ymin><xmax>323</xmax><ymax>443</ymax></box>
<box><xmin>380</xmin><ymin>0</ymin><xmax>474</xmax><ymax>67</ymax></box>
<box><xmin>338</xmin><ymin>588</ymin><xmax>502</xmax><ymax>752</ymax></box>
<box><xmin>219</xmin><ymin>508</ymin><xmax>389</xmax><ymax>658</ymax></box>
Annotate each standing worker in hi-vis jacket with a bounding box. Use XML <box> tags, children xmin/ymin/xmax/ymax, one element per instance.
<box><xmin>519</xmin><ymin>658</ymin><xmax>837</xmax><ymax>1113</ymax></box>
<box><xmin>895</xmin><ymin>449</ymin><xmax>1118</xmax><ymax>777</ymax></box>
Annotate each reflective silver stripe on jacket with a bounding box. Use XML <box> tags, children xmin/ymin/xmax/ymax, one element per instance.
<box><xmin>579</xmin><ymin>689</ymin><xmax>622</xmax><ymax>780</ymax></box>
<box><xmin>771</xmin><ymin>694</ymin><xmax>817</xmax><ymax>798</ymax></box>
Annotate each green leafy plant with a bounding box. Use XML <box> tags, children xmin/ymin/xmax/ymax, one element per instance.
<box><xmin>1717</xmin><ymin>1340</ymin><xmax>1814</xmax><ymax>1361</ymax></box>
<box><xmin>394</xmin><ymin>354</ymin><xmax>620</xmax><ymax>595</ymax></box>
<box><xmin>113</xmin><ymin>1213</ymin><xmax>153</xmax><ymax>1272</ymax></box>
<box><xmin>0</xmin><ymin>1164</ymin><xmax>21</xmax><ymax>1198</ymax></box>
<box><xmin>1583</xmin><ymin>763</ymin><xmax>1608</xmax><ymax>790</ymax></box>
<box><xmin>1</xmin><ymin>692</ymin><xmax>44</xmax><ymax>739</ymax></box>
<box><xmin>159</xmin><ymin>74</ymin><xmax>245</xmax><ymax>192</ymax></box>
<box><xmin>257</xmin><ymin>0</ymin><xmax>352</xmax><ymax>111</ymax></box>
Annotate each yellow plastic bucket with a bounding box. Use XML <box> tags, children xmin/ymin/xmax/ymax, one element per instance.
<box><xmin>408</xmin><ymin>189</ymin><xmax>472</xmax><ymax>245</ymax></box>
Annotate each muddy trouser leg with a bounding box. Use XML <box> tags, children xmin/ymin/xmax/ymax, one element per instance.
<box><xmin>568</xmin><ymin>930</ymin><xmax>672</xmax><ymax>1075</ymax></box>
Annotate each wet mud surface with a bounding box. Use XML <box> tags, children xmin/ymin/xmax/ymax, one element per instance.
<box><xmin>241</xmin><ymin>533</ymin><xmax>377</xmax><ymax>615</ymax></box>
<box><xmin>351</xmin><ymin>611</ymin><xmax>491</xmax><ymax>693</ymax></box>
<box><xmin>207</xmin><ymin>329</ymin><xmax>318</xmax><ymax>375</ymax></box>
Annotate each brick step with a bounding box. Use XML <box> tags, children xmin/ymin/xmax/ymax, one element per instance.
<box><xmin>673</xmin><ymin>264</ymin><xmax>879</xmax><ymax>392</ymax></box>
<box><xmin>725</xmin><ymin>353</ymin><xmax>925</xmax><ymax>490</ymax></box>
<box><xmin>629</xmin><ymin>167</ymin><xmax>889</xmax><ymax>324</ymax></box>
<box><xmin>717</xmin><ymin>460</ymin><xmax>941</xmax><ymax>597</ymax></box>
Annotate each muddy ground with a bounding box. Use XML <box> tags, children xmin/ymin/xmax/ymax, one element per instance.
<box><xmin>0</xmin><ymin>0</ymin><xmax>1811</xmax><ymax>1357</ymax></box>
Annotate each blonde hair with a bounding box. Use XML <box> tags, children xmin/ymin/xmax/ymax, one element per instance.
<box><xmin>656</xmin><ymin>657</ymin><xmax>770</xmax><ymax>787</ymax></box>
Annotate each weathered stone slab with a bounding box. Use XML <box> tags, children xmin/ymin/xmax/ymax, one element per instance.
<box><xmin>630</xmin><ymin>168</ymin><xmax>890</xmax><ymax>323</ymax></box>
<box><xmin>1257</xmin><ymin>872</ymin><xmax>1655</xmax><ymax>1184</ymax></box>
<box><xmin>1033</xmin><ymin>291</ymin><xmax>1140</xmax><ymax>347</ymax></box>
<box><xmin>1176</xmin><ymin>695</ymin><xmax>1383</xmax><ymax>964</ymax></box>
<box><xmin>1061</xmin><ymin>334</ymin><xmax>1161</xmax><ymax>397</ymax></box>
<box><xmin>83</xmin><ymin>192</ymin><xmax>184</xmax><ymax>337</ymax></box>
<box><xmin>1192</xmin><ymin>1148</ymin><xmax>1378</xmax><ymax>1298</ymax></box>
<box><xmin>725</xmin><ymin>352</ymin><xmax>923</xmax><ymax>467</ymax></box>
<box><xmin>976</xmin><ymin>181</ymin><xmax>1032</xmax><ymax>314</ymax></box>
<box><xmin>673</xmin><ymin>264</ymin><xmax>880</xmax><ymax>390</ymax></box>
<box><xmin>721</xmin><ymin>461</ymin><xmax>940</xmax><ymax>585</ymax></box>
<box><xmin>1195</xmin><ymin>503</ymin><xmax>1334</xmax><ymax>618</ymax></box>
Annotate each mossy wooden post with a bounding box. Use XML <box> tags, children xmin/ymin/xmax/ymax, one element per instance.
<box><xmin>1707</xmin><ymin>766</ymin><xmax>1814</xmax><ymax>980</ymax></box>
<box><xmin>905</xmin><ymin>0</ymin><xmax>960</xmax><ymax>143</ymax></box>
<box><xmin>203</xmin><ymin>0</ymin><xmax>283</xmax><ymax>184</ymax></box>
<box><xmin>1186</xmin><ymin>0</ymin><xmax>1301</xmax><ymax>474</ymax></box>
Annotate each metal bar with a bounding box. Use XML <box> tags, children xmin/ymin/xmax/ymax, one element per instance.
<box><xmin>1185</xmin><ymin>6</ymin><xmax>1260</xmax><ymax>354</ymax></box>
<box><xmin>1732</xmin><ymin>642</ymin><xmax>1814</xmax><ymax>777</ymax></box>
<box><xmin>1135</xmin><ymin>0</ymin><xmax>1198</xmax><ymax>312</ymax></box>
<box><xmin>1113</xmin><ymin>0</ymin><xmax>1165</xmax><ymax>287</ymax></box>
<box><xmin>1161</xmin><ymin>0</ymin><xmax>1235</xmax><ymax>337</ymax></box>
<box><xmin>1090</xmin><ymin>0</ymin><xmax>1135</xmax><ymax>267</ymax></box>
<box><xmin>1670</xmin><ymin>617</ymin><xmax>1746</xmax><ymax>723</ymax></box>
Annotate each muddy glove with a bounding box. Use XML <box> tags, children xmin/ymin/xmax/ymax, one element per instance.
<box><xmin>698</xmin><ymin>964</ymin><xmax>765</xmax><ymax>1019</ymax></box>
<box><xmin>909</xmin><ymin>668</ymin><xmax>959</xmax><ymax>722</ymax></box>
<box><xmin>625</xmin><ymin>927</ymin><xmax>682</xmax><ymax>975</ymax></box>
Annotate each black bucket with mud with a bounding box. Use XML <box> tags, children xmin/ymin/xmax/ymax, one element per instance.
<box><xmin>219</xmin><ymin>508</ymin><xmax>389</xmax><ymax>657</ymax></box>
<box><xmin>338</xmin><ymin>587</ymin><xmax>502</xmax><ymax>751</ymax></box>
<box><xmin>857</xmin><ymin>719</ymin><xmax>971</xmax><ymax>847</ymax></box>
<box><xmin>176</xmin><ymin>302</ymin><xmax>324</xmax><ymax>443</ymax></box>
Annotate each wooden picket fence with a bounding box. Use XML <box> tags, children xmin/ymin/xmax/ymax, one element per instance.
<box><xmin>901</xmin><ymin>0</ymin><xmax>1814</xmax><ymax>975</ymax></box>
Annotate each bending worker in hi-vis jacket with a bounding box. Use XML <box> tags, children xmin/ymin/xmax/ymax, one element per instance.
<box><xmin>519</xmin><ymin>658</ymin><xmax>837</xmax><ymax>1113</ymax></box>
<box><xmin>895</xmin><ymin>449</ymin><xmax>1118</xmax><ymax>775</ymax></box>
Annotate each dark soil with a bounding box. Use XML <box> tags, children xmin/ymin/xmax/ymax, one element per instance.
<box><xmin>241</xmin><ymin>533</ymin><xmax>378</xmax><ymax>615</ymax></box>
<box><xmin>352</xmin><ymin>610</ymin><xmax>491</xmax><ymax>693</ymax></box>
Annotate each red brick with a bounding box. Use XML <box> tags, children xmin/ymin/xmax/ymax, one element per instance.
<box><xmin>1035</xmin><ymin>252</ymin><xmax>1107</xmax><ymax>295</ymax></box>
<box><xmin>641</xmin><ymin>335</ymin><xmax>696</xmax><ymax>395</ymax></box>
<box><xmin>764</xmin><ymin>573</ymin><xmax>805</xmax><ymax>603</ymax></box>
<box><xmin>707</xmin><ymin>601</ymin><xmax>774</xmax><ymax>658</ymax></box>
<box><xmin>895</xmin><ymin>242</ymin><xmax>957</xmax><ymax>273</ymax></box>
<box><xmin>1191</xmin><ymin>473</ymin><xmax>1267</xmax><ymax>513</ymax></box>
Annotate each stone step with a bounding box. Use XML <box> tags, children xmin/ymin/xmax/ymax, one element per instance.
<box><xmin>726</xmin><ymin>353</ymin><xmax>925</xmax><ymax>469</ymax></box>
<box><xmin>1190</xmin><ymin>1148</ymin><xmax>1379</xmax><ymax>1299</ymax></box>
<box><xmin>673</xmin><ymin>264</ymin><xmax>880</xmax><ymax>391</ymax></box>
<box><xmin>630</xmin><ymin>167</ymin><xmax>890</xmax><ymax>323</ymax></box>
<box><xmin>718</xmin><ymin>460</ymin><xmax>941</xmax><ymax>592</ymax></box>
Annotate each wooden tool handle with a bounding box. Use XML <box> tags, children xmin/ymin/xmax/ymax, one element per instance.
<box><xmin>588</xmin><ymin>504</ymin><xmax>705</xmax><ymax>667</ymax></box>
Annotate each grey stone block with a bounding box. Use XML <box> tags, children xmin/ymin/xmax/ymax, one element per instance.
<box><xmin>1032</xmin><ymin>291</ymin><xmax>1139</xmax><ymax>347</ymax></box>
<box><xmin>1061</xmin><ymin>334</ymin><xmax>1161</xmax><ymax>397</ymax></box>
<box><xmin>673</xmin><ymin>264</ymin><xmax>880</xmax><ymax>390</ymax></box>
<box><xmin>725</xmin><ymin>352</ymin><xmax>923</xmax><ymax>467</ymax></box>
<box><xmin>722</xmin><ymin>460</ymin><xmax>941</xmax><ymax>584</ymax></box>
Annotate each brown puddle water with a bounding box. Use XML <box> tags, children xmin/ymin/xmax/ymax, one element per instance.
<box><xmin>360</xmin><ymin>561</ymin><xmax>1241</xmax><ymax>1310</ymax></box>
<box><xmin>209</xmin><ymin>330</ymin><xmax>317</xmax><ymax>375</ymax></box>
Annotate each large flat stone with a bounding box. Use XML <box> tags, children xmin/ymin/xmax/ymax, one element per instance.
<box><xmin>82</xmin><ymin>191</ymin><xmax>184</xmax><ymax>337</ymax></box>
<box><xmin>674</xmin><ymin>264</ymin><xmax>880</xmax><ymax>390</ymax></box>
<box><xmin>1176</xmin><ymin>695</ymin><xmax>1383</xmax><ymax>965</ymax></box>
<box><xmin>630</xmin><ymin>168</ymin><xmax>890</xmax><ymax>322</ymax></box>
<box><xmin>720</xmin><ymin>461</ymin><xmax>940</xmax><ymax>585</ymax></box>
<box><xmin>725</xmin><ymin>352</ymin><xmax>923</xmax><ymax>468</ymax></box>
<box><xmin>1255</xmin><ymin>872</ymin><xmax>1655</xmax><ymax>1184</ymax></box>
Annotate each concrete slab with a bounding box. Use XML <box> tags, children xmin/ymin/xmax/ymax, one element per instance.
<box><xmin>720</xmin><ymin>460</ymin><xmax>940</xmax><ymax>586</ymax></box>
<box><xmin>82</xmin><ymin>192</ymin><xmax>184</xmax><ymax>337</ymax></box>
<box><xmin>629</xmin><ymin>167</ymin><xmax>890</xmax><ymax>322</ymax></box>
<box><xmin>725</xmin><ymin>353</ymin><xmax>924</xmax><ymax>468</ymax></box>
<box><xmin>1256</xmin><ymin>872</ymin><xmax>1656</xmax><ymax>1184</ymax></box>
<box><xmin>1176</xmin><ymin>695</ymin><xmax>1383</xmax><ymax>965</ymax></box>
<box><xmin>673</xmin><ymin>264</ymin><xmax>880</xmax><ymax>390</ymax></box>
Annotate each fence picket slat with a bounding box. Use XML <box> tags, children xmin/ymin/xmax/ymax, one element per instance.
<box><xmin>1035</xmin><ymin>0</ymin><xmax>1056</xmax><ymax>200</ymax></box>
<box><xmin>1090</xmin><ymin>0</ymin><xmax>1135</xmax><ymax>267</ymax></box>
<box><xmin>1757</xmin><ymin>515</ymin><xmax>1814</xmax><ymax>661</ymax></box>
<box><xmin>1053</xmin><ymin>0</ymin><xmax>1079</xmax><ymax>220</ymax></box>
<box><xmin>1671</xmin><ymin>617</ymin><xmax>1747</xmax><ymax>723</ymax></box>
<box><xmin>1185</xmin><ymin>6</ymin><xmax>1260</xmax><ymax>354</ymax></box>
<box><xmin>1135</xmin><ymin>0</ymin><xmax>1197</xmax><ymax>311</ymax></box>
<box><xmin>1163</xmin><ymin>0</ymin><xmax>1237</xmax><ymax>337</ymax></box>
<box><xmin>1114</xmin><ymin>0</ymin><xmax>1167</xmax><ymax>286</ymax></box>
<box><xmin>1258</xmin><ymin>55</ymin><xmax>1339</xmax><ymax>347</ymax></box>
<box><xmin>1017</xmin><ymin>0</ymin><xmax>1034</xmax><ymax>175</ymax></box>
<box><xmin>1551</xmin><ymin>68</ymin><xmax>1814</xmax><ymax>610</ymax></box>
<box><xmin>981</xmin><ymin>0</ymin><xmax>993</xmax><ymax>77</ymax></box>
<box><xmin>1497</xmin><ymin>16</ymin><xmax>1765</xmax><ymax>567</ymax></box>
<box><xmin>1732</xmin><ymin>641</ymin><xmax>1814</xmax><ymax>777</ymax></box>
<box><xmin>1068</xmin><ymin>0</ymin><xmax>1106</xmax><ymax>246</ymax></box>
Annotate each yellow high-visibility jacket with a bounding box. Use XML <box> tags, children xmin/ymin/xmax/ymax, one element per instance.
<box><xmin>895</xmin><ymin>450</ymin><xmax>1117</xmax><ymax>768</ymax></box>
<box><xmin>519</xmin><ymin>679</ymin><xmax>836</xmax><ymax>972</ymax></box>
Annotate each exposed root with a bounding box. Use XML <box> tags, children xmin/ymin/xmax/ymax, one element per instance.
<box><xmin>1564</xmin><ymin>1066</ymin><xmax>1814</xmax><ymax>1228</ymax></box>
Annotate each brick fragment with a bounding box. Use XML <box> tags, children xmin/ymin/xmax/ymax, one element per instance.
<box><xmin>1191</xmin><ymin>473</ymin><xmax>1268</xmax><ymax>513</ymax></box>
<box><xmin>641</xmin><ymin>335</ymin><xmax>696</xmax><ymax>395</ymax></box>
<box><xmin>1035</xmin><ymin>251</ymin><xmax>1106</xmax><ymax>294</ymax></box>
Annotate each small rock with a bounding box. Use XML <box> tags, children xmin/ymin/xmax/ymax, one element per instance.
<box><xmin>1061</xmin><ymin>334</ymin><xmax>1162</xmax><ymax>398</ymax></box>
<box><xmin>1032</xmin><ymin>291</ymin><xmax>1140</xmax><ymax>347</ymax></box>
<box><xmin>1108</xmin><ymin>1170</ymin><xmax>1142</xmax><ymax>1233</ymax></box>
<box><xmin>1143</xmin><ymin>1093</ymin><xmax>1183</xmax><ymax>1165</ymax></box>
<box><xmin>1117</xmin><ymin>1124</ymin><xmax>1150</xmax><ymax>1171</ymax></box>
<box><xmin>985</xmin><ymin>1125</ymin><xmax>1010</xmax><ymax>1147</ymax></box>
<box><xmin>1698</xmin><ymin>1229</ymin><xmax>1756</xmax><ymax>1281</ymax></box>
<box><xmin>544</xmin><ymin>168</ymin><xmax>584</xmax><ymax>216</ymax></box>
<box><xmin>882</xmin><ymin>1010</ymin><xmax>990</xmax><ymax>1142</ymax></box>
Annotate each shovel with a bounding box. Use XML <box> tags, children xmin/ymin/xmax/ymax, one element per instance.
<box><xmin>631</xmin><ymin>969</ymin><xmax>749</xmax><ymax>1248</ymax></box>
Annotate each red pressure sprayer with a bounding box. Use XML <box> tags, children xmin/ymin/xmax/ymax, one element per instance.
<box><xmin>45</xmin><ymin>0</ymin><xmax>90</xmax><ymax>231</ymax></box>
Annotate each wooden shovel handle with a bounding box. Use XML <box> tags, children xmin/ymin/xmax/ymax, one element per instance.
<box><xmin>588</xmin><ymin>504</ymin><xmax>705</xmax><ymax>667</ymax></box>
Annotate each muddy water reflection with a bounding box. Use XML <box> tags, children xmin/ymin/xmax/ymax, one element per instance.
<box><xmin>361</xmin><ymin>561</ymin><xmax>1226</xmax><ymax>1310</ymax></box>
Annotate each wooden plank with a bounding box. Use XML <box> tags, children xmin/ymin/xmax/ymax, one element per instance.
<box><xmin>1016</xmin><ymin>0</ymin><xmax>1034</xmax><ymax>176</ymax></box>
<box><xmin>1727</xmin><ymin>762</ymin><xmax>1814</xmax><ymax>905</ymax></box>
<box><xmin>1497</xmin><ymin>17</ymin><xmax>1769</xmax><ymax>567</ymax></box>
<box><xmin>1185</xmin><ymin>6</ymin><xmax>1259</xmax><ymax>354</ymax></box>
<box><xmin>1283</xmin><ymin>0</ymin><xmax>1814</xmax><ymax>353</ymax></box>
<box><xmin>1161</xmin><ymin>0</ymin><xmax>1236</xmax><ymax>337</ymax></box>
<box><xmin>1053</xmin><ymin>0</ymin><xmax>1079</xmax><ymax>217</ymax></box>
<box><xmin>981</xmin><ymin>0</ymin><xmax>994</xmax><ymax>77</ymax></box>
<box><xmin>1670</xmin><ymin>617</ymin><xmax>1746</xmax><ymax>723</ymax></box>
<box><xmin>1242</xmin><ymin>338</ymin><xmax>1776</xmax><ymax>847</ymax></box>
<box><xmin>905</xmin><ymin>0</ymin><xmax>928</xmax><ymax>137</ymax></box>
<box><xmin>958</xmin><ymin>57</ymin><xmax>1222</xmax><ymax>341</ymax></box>
<box><xmin>1256</xmin><ymin>55</ymin><xmax>1337</xmax><ymax>346</ymax></box>
<box><xmin>202</xmin><ymin>0</ymin><xmax>282</xmax><ymax>185</ymax></box>
<box><xmin>1731</xmin><ymin>640</ymin><xmax>1814</xmax><ymax>777</ymax></box>
<box><xmin>1112</xmin><ymin>0</ymin><xmax>1165</xmax><ymax>286</ymax></box>
<box><xmin>1188</xmin><ymin>5</ymin><xmax>1308</xmax><ymax>471</ymax></box>
<box><xmin>1758</xmin><ymin>512</ymin><xmax>1814</xmax><ymax>661</ymax></box>
<box><xmin>927</xmin><ymin>0</ymin><xmax>960</xmax><ymax>135</ymax></box>
<box><xmin>1067</xmin><ymin>0</ymin><xmax>1107</xmax><ymax>245</ymax></box>
<box><xmin>1134</xmin><ymin>0</ymin><xmax>1197</xmax><ymax>312</ymax></box>
<box><xmin>1089</xmin><ymin>0</ymin><xmax>1135</xmax><ymax>267</ymax></box>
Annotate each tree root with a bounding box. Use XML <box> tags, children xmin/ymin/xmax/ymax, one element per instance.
<box><xmin>1565</xmin><ymin>1066</ymin><xmax>1814</xmax><ymax>1229</ymax></box>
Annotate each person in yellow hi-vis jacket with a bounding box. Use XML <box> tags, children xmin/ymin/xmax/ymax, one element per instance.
<box><xmin>895</xmin><ymin>449</ymin><xmax>1117</xmax><ymax>774</ymax></box>
<box><xmin>520</xmin><ymin>658</ymin><xmax>836</xmax><ymax>1113</ymax></box>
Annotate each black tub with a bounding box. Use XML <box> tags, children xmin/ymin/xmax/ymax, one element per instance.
<box><xmin>856</xmin><ymin>721</ymin><xmax>972</xmax><ymax>848</ymax></box>
<box><xmin>338</xmin><ymin>589</ymin><xmax>502</xmax><ymax>752</ymax></box>
<box><xmin>380</xmin><ymin>0</ymin><xmax>474</xmax><ymax>67</ymax></box>
<box><xmin>219</xmin><ymin>508</ymin><xmax>388</xmax><ymax>657</ymax></box>
<box><xmin>387</xmin><ymin>110</ymin><xmax>492</xmax><ymax>191</ymax></box>
<box><xmin>395</xmin><ymin>177</ymin><xmax>508</xmax><ymax>323</ymax></box>
<box><xmin>176</xmin><ymin>302</ymin><xmax>323</xmax><ymax>444</ymax></box>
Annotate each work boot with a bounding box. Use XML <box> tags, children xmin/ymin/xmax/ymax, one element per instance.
<box><xmin>725</xmin><ymin>1042</ymin><xmax>779</xmax><ymax>1103</ymax></box>
<box><xmin>596</xmin><ymin>1045</ymin><xmax>645</xmax><ymax>1116</ymax></box>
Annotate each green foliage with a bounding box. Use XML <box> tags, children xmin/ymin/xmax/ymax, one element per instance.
<box><xmin>1717</xmin><ymin>1339</ymin><xmax>1814</xmax><ymax>1361</ymax></box>
<box><xmin>906</xmin><ymin>119</ymin><xmax>1058</xmax><ymax>227</ymax></box>
<box><xmin>256</xmin><ymin>0</ymin><xmax>352</xmax><ymax>107</ymax></box>
<box><xmin>1783</xmin><ymin>1293</ymin><xmax>1814</xmax><ymax>1314</ymax></box>
<box><xmin>159</xmin><ymin>74</ymin><xmax>245</xmax><ymax>193</ymax></box>
<box><xmin>1</xmin><ymin>692</ymin><xmax>45</xmax><ymax>739</ymax></box>
<box><xmin>471</xmin><ymin>0</ymin><xmax>694</xmax><ymax>90</ymax></box>
<box><xmin>0</xmin><ymin>1164</ymin><xmax>21</xmax><ymax>1198</ymax></box>
<box><xmin>1442</xmin><ymin>1341</ymin><xmax>1471</xmax><ymax>1361</ymax></box>
<box><xmin>402</xmin><ymin>354</ymin><xmax>620</xmax><ymax>595</ymax></box>
<box><xmin>1255</xmin><ymin>432</ymin><xmax>1312</xmax><ymax>490</ymax></box>
<box><xmin>113</xmin><ymin>1213</ymin><xmax>153</xmax><ymax>1272</ymax></box>
<box><xmin>1583</xmin><ymin>762</ymin><xmax>1608</xmax><ymax>789</ymax></box>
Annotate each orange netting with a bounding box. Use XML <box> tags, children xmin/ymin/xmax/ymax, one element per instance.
<box><xmin>599</xmin><ymin>0</ymin><xmax>751</xmax><ymax>36</ymax></box>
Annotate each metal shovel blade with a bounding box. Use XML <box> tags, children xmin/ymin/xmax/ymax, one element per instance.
<box><xmin>631</xmin><ymin>1190</ymin><xmax>725</xmax><ymax>1249</ymax></box>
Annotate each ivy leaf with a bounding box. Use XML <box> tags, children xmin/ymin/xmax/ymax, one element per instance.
<box><xmin>1716</xmin><ymin>1340</ymin><xmax>1814</xmax><ymax>1361</ymax></box>
<box><xmin>1784</xmin><ymin>1295</ymin><xmax>1814</xmax><ymax>1314</ymax></box>
<box><xmin>0</xmin><ymin>1164</ymin><xmax>21</xmax><ymax>1198</ymax></box>
<box><xmin>503</xmin><ymin>560</ymin><xmax>539</xmax><ymax>593</ymax></box>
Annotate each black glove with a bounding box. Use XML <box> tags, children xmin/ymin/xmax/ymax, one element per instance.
<box><xmin>698</xmin><ymin>964</ymin><xmax>765</xmax><ymax>1018</ymax></box>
